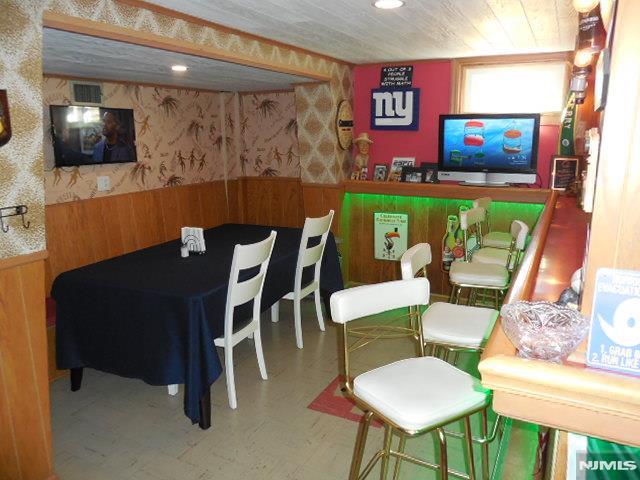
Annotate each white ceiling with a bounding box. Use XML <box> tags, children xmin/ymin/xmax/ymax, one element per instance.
<box><xmin>144</xmin><ymin>0</ymin><xmax>578</xmax><ymax>63</ymax></box>
<box><xmin>43</xmin><ymin>28</ymin><xmax>315</xmax><ymax>92</ymax></box>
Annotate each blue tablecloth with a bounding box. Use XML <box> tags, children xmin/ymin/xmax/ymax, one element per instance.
<box><xmin>53</xmin><ymin>223</ymin><xmax>343</xmax><ymax>424</ymax></box>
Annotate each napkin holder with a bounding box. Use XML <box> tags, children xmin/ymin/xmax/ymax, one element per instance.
<box><xmin>181</xmin><ymin>227</ymin><xmax>206</xmax><ymax>254</ymax></box>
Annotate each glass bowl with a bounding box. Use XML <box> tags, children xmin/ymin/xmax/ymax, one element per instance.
<box><xmin>501</xmin><ymin>301</ymin><xmax>590</xmax><ymax>363</ymax></box>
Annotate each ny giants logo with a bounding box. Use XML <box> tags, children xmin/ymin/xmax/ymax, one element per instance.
<box><xmin>371</xmin><ymin>88</ymin><xmax>420</xmax><ymax>131</ymax></box>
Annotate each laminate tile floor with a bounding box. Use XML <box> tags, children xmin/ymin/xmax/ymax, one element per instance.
<box><xmin>50</xmin><ymin>299</ymin><xmax>534</xmax><ymax>479</ymax></box>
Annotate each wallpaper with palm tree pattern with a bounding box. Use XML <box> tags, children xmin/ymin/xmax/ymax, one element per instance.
<box><xmin>43</xmin><ymin>78</ymin><xmax>300</xmax><ymax>204</ymax></box>
<box><xmin>239</xmin><ymin>92</ymin><xmax>300</xmax><ymax>178</ymax></box>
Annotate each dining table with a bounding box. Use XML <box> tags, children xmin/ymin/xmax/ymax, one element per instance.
<box><xmin>52</xmin><ymin>223</ymin><xmax>343</xmax><ymax>429</ymax></box>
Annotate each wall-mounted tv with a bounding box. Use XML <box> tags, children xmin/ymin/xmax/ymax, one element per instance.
<box><xmin>50</xmin><ymin>105</ymin><xmax>137</xmax><ymax>167</ymax></box>
<box><xmin>438</xmin><ymin>113</ymin><xmax>540</xmax><ymax>185</ymax></box>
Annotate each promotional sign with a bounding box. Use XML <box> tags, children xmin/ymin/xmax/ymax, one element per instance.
<box><xmin>587</xmin><ymin>268</ymin><xmax>640</xmax><ymax>376</ymax></box>
<box><xmin>374</xmin><ymin>213</ymin><xmax>408</xmax><ymax>261</ymax></box>
<box><xmin>380</xmin><ymin>66</ymin><xmax>413</xmax><ymax>88</ymax></box>
<box><xmin>371</xmin><ymin>88</ymin><xmax>420</xmax><ymax>131</ymax></box>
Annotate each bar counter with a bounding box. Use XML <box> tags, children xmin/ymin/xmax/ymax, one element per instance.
<box><xmin>479</xmin><ymin>195</ymin><xmax>640</xmax><ymax>448</ymax></box>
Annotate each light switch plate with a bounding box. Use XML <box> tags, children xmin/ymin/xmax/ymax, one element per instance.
<box><xmin>97</xmin><ymin>176</ymin><xmax>110</xmax><ymax>192</ymax></box>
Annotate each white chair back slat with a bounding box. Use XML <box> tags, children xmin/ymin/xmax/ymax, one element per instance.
<box><xmin>231</xmin><ymin>273</ymin><xmax>266</xmax><ymax>307</ymax></box>
<box><xmin>302</xmin><ymin>243</ymin><xmax>324</xmax><ymax>268</ymax></box>
<box><xmin>330</xmin><ymin>278</ymin><xmax>429</xmax><ymax>325</ymax></box>
<box><xmin>511</xmin><ymin>220</ymin><xmax>529</xmax><ymax>250</ymax></box>
<box><xmin>303</xmin><ymin>211</ymin><xmax>334</xmax><ymax>238</ymax></box>
<box><xmin>234</xmin><ymin>234</ymin><xmax>277</xmax><ymax>270</ymax></box>
<box><xmin>472</xmin><ymin>197</ymin><xmax>492</xmax><ymax>210</ymax></box>
<box><xmin>400</xmin><ymin>243</ymin><xmax>432</xmax><ymax>280</ymax></box>
<box><xmin>460</xmin><ymin>207</ymin><xmax>485</xmax><ymax>231</ymax></box>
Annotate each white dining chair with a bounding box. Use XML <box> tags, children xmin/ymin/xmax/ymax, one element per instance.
<box><xmin>167</xmin><ymin>230</ymin><xmax>277</xmax><ymax>409</ymax></box>
<box><xmin>330</xmin><ymin>278</ymin><xmax>491</xmax><ymax>480</ymax></box>
<box><xmin>473</xmin><ymin>196</ymin><xmax>512</xmax><ymax>249</ymax></box>
<box><xmin>271</xmin><ymin>210</ymin><xmax>334</xmax><ymax>349</ymax></box>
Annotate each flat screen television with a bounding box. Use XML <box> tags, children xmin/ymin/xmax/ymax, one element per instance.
<box><xmin>437</xmin><ymin>113</ymin><xmax>540</xmax><ymax>185</ymax></box>
<box><xmin>50</xmin><ymin>105</ymin><xmax>137</xmax><ymax>167</ymax></box>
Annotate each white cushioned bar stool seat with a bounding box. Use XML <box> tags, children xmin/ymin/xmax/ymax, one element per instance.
<box><xmin>482</xmin><ymin>231</ymin><xmax>513</xmax><ymax>249</ymax></box>
<box><xmin>449</xmin><ymin>261</ymin><xmax>508</xmax><ymax>287</ymax></box>
<box><xmin>472</xmin><ymin>247</ymin><xmax>510</xmax><ymax>267</ymax></box>
<box><xmin>421</xmin><ymin>302</ymin><xmax>499</xmax><ymax>348</ymax></box>
<box><xmin>353</xmin><ymin>356</ymin><xmax>489</xmax><ymax>432</ymax></box>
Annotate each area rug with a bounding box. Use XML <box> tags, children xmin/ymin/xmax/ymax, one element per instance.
<box><xmin>307</xmin><ymin>375</ymin><xmax>381</xmax><ymax>427</ymax></box>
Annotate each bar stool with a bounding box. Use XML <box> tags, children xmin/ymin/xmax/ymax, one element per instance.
<box><xmin>330</xmin><ymin>278</ymin><xmax>492</xmax><ymax>480</ymax></box>
<box><xmin>400</xmin><ymin>243</ymin><xmax>499</xmax><ymax>365</ymax></box>
<box><xmin>473</xmin><ymin>197</ymin><xmax>512</xmax><ymax>249</ymax></box>
<box><xmin>472</xmin><ymin>220</ymin><xmax>529</xmax><ymax>269</ymax></box>
<box><xmin>448</xmin><ymin>207</ymin><xmax>510</xmax><ymax>308</ymax></box>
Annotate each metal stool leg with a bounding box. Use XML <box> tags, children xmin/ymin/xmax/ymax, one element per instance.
<box><xmin>350</xmin><ymin>411</ymin><xmax>374</xmax><ymax>480</ymax></box>
<box><xmin>379</xmin><ymin>425</ymin><xmax>393</xmax><ymax>480</ymax></box>
<box><xmin>464</xmin><ymin>416</ymin><xmax>477</xmax><ymax>480</ymax></box>
<box><xmin>436</xmin><ymin>427</ymin><xmax>449</xmax><ymax>480</ymax></box>
<box><xmin>481</xmin><ymin>409</ymin><xmax>490</xmax><ymax>480</ymax></box>
<box><xmin>392</xmin><ymin>433</ymin><xmax>406</xmax><ymax>480</ymax></box>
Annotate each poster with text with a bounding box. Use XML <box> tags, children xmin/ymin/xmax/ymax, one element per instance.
<box><xmin>374</xmin><ymin>213</ymin><xmax>408</xmax><ymax>261</ymax></box>
<box><xmin>587</xmin><ymin>268</ymin><xmax>640</xmax><ymax>376</ymax></box>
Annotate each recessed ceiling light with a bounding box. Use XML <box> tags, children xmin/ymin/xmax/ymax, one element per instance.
<box><xmin>373</xmin><ymin>0</ymin><xmax>405</xmax><ymax>9</ymax></box>
<box><xmin>171</xmin><ymin>65</ymin><xmax>188</xmax><ymax>72</ymax></box>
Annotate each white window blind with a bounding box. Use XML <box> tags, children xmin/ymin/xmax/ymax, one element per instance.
<box><xmin>461</xmin><ymin>62</ymin><xmax>568</xmax><ymax>114</ymax></box>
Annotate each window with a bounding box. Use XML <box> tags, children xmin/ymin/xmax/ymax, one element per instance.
<box><xmin>454</xmin><ymin>54</ymin><xmax>570</xmax><ymax>122</ymax></box>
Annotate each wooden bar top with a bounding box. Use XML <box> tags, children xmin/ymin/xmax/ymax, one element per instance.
<box><xmin>479</xmin><ymin>196</ymin><xmax>640</xmax><ymax>447</ymax></box>
<box><xmin>343</xmin><ymin>180</ymin><xmax>550</xmax><ymax>203</ymax></box>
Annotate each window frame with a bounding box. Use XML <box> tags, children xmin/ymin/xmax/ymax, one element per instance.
<box><xmin>451</xmin><ymin>52</ymin><xmax>572</xmax><ymax>126</ymax></box>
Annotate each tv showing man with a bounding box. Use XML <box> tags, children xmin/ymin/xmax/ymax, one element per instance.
<box><xmin>92</xmin><ymin>111</ymin><xmax>135</xmax><ymax>164</ymax></box>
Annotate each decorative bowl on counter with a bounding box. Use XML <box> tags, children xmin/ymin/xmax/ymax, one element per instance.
<box><xmin>501</xmin><ymin>301</ymin><xmax>590</xmax><ymax>363</ymax></box>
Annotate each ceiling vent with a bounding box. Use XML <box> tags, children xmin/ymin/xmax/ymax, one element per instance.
<box><xmin>70</xmin><ymin>81</ymin><xmax>103</xmax><ymax>105</ymax></box>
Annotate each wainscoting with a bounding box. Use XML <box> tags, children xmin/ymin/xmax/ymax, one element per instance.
<box><xmin>0</xmin><ymin>253</ymin><xmax>56</xmax><ymax>480</ymax></box>
<box><xmin>44</xmin><ymin>180</ymin><xmax>239</xmax><ymax>295</ymax></box>
<box><xmin>237</xmin><ymin>176</ymin><xmax>306</xmax><ymax>228</ymax></box>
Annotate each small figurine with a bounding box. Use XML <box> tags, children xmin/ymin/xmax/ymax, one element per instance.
<box><xmin>353</xmin><ymin>132</ymin><xmax>373</xmax><ymax>175</ymax></box>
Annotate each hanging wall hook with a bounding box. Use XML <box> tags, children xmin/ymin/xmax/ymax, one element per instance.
<box><xmin>0</xmin><ymin>205</ymin><xmax>30</xmax><ymax>233</ymax></box>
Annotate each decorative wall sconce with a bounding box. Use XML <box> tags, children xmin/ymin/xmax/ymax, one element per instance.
<box><xmin>0</xmin><ymin>90</ymin><xmax>11</xmax><ymax>147</ymax></box>
<box><xmin>0</xmin><ymin>205</ymin><xmax>30</xmax><ymax>233</ymax></box>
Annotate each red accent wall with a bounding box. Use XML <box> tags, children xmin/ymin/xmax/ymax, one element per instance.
<box><xmin>353</xmin><ymin>61</ymin><xmax>558</xmax><ymax>188</ymax></box>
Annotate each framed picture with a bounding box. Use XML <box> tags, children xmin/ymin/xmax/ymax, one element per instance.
<box><xmin>359</xmin><ymin>167</ymin><xmax>368</xmax><ymax>181</ymax></box>
<box><xmin>550</xmin><ymin>155</ymin><xmax>580</xmax><ymax>191</ymax></box>
<box><xmin>388</xmin><ymin>157</ymin><xmax>415</xmax><ymax>182</ymax></box>
<box><xmin>420</xmin><ymin>162</ymin><xmax>438</xmax><ymax>183</ymax></box>
<box><xmin>400</xmin><ymin>166</ymin><xmax>423</xmax><ymax>183</ymax></box>
<box><xmin>373</xmin><ymin>163</ymin><xmax>388</xmax><ymax>181</ymax></box>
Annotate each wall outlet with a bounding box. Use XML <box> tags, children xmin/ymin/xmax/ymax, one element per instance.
<box><xmin>97</xmin><ymin>176</ymin><xmax>110</xmax><ymax>192</ymax></box>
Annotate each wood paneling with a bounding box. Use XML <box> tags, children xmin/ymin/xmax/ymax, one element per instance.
<box><xmin>0</xmin><ymin>259</ymin><xmax>56</xmax><ymax>480</ymax></box>
<box><xmin>239</xmin><ymin>177</ymin><xmax>305</xmax><ymax>228</ymax></box>
<box><xmin>45</xmin><ymin>180</ymin><xmax>235</xmax><ymax>295</ymax></box>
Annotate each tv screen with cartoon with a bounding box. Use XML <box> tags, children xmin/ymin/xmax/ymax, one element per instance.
<box><xmin>438</xmin><ymin>114</ymin><xmax>540</xmax><ymax>173</ymax></box>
